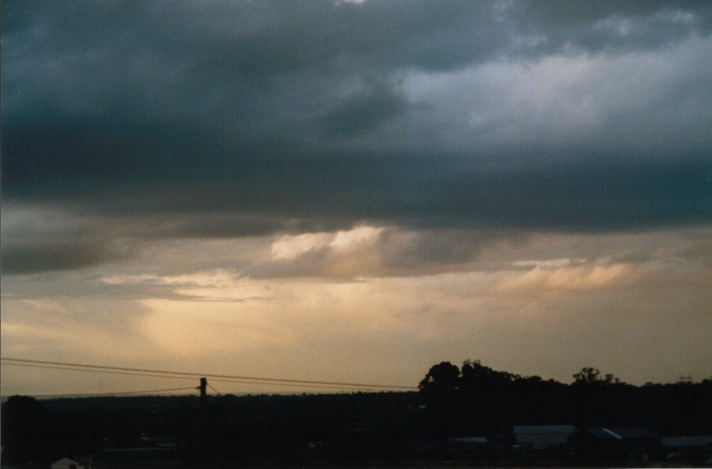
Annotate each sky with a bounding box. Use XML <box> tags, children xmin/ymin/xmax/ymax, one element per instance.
<box><xmin>2</xmin><ymin>0</ymin><xmax>712</xmax><ymax>396</ymax></box>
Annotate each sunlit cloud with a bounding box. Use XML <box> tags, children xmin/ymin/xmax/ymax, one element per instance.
<box><xmin>329</xmin><ymin>225</ymin><xmax>382</xmax><ymax>251</ymax></box>
<box><xmin>270</xmin><ymin>225</ymin><xmax>383</xmax><ymax>262</ymax></box>
<box><xmin>271</xmin><ymin>233</ymin><xmax>333</xmax><ymax>261</ymax></box>
<box><xmin>497</xmin><ymin>261</ymin><xmax>640</xmax><ymax>293</ymax></box>
<box><xmin>511</xmin><ymin>258</ymin><xmax>587</xmax><ymax>269</ymax></box>
<box><xmin>100</xmin><ymin>274</ymin><xmax>163</xmax><ymax>285</ymax></box>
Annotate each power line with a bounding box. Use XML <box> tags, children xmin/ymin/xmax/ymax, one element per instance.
<box><xmin>1</xmin><ymin>361</ymin><xmax>196</xmax><ymax>382</ymax></box>
<box><xmin>207</xmin><ymin>382</ymin><xmax>222</xmax><ymax>396</ymax></box>
<box><xmin>3</xmin><ymin>360</ymin><xmax>396</xmax><ymax>392</ymax></box>
<box><xmin>27</xmin><ymin>386</ymin><xmax>198</xmax><ymax>399</ymax></box>
<box><xmin>208</xmin><ymin>377</ymin><xmax>381</xmax><ymax>393</ymax></box>
<box><xmin>1</xmin><ymin>357</ymin><xmax>416</xmax><ymax>392</ymax></box>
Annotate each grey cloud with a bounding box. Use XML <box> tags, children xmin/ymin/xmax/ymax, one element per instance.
<box><xmin>2</xmin><ymin>0</ymin><xmax>711</xmax><ymax>263</ymax></box>
<box><xmin>247</xmin><ymin>227</ymin><xmax>526</xmax><ymax>279</ymax></box>
<box><xmin>1</xmin><ymin>241</ymin><xmax>123</xmax><ymax>274</ymax></box>
<box><xmin>512</xmin><ymin>0</ymin><xmax>712</xmax><ymax>53</ymax></box>
<box><xmin>379</xmin><ymin>229</ymin><xmax>500</xmax><ymax>271</ymax></box>
<box><xmin>320</xmin><ymin>80</ymin><xmax>409</xmax><ymax>137</ymax></box>
<box><xmin>7</xmin><ymin>154</ymin><xmax>712</xmax><ymax>238</ymax></box>
<box><xmin>0</xmin><ymin>204</ymin><xmax>137</xmax><ymax>274</ymax></box>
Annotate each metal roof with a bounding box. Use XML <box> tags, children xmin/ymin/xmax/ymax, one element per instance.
<box><xmin>586</xmin><ymin>427</ymin><xmax>659</xmax><ymax>440</ymax></box>
<box><xmin>663</xmin><ymin>435</ymin><xmax>712</xmax><ymax>447</ymax></box>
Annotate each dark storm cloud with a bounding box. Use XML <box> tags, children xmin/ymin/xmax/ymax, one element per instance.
<box><xmin>320</xmin><ymin>80</ymin><xmax>409</xmax><ymax>137</ymax></box>
<box><xmin>1</xmin><ymin>240</ymin><xmax>123</xmax><ymax>274</ymax></box>
<box><xmin>2</xmin><ymin>0</ymin><xmax>712</xmax><ymax>252</ymax></box>
<box><xmin>513</xmin><ymin>0</ymin><xmax>712</xmax><ymax>52</ymax></box>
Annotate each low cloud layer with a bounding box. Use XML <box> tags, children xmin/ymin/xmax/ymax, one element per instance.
<box><xmin>3</xmin><ymin>227</ymin><xmax>711</xmax><ymax>391</ymax></box>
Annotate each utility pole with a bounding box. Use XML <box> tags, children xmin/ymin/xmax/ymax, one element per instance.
<box><xmin>198</xmin><ymin>377</ymin><xmax>207</xmax><ymax>406</ymax></box>
<box><xmin>195</xmin><ymin>377</ymin><xmax>209</xmax><ymax>459</ymax></box>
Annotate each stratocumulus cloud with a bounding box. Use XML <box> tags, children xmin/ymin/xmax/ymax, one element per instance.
<box><xmin>3</xmin><ymin>1</ymin><xmax>711</xmax><ymax>243</ymax></box>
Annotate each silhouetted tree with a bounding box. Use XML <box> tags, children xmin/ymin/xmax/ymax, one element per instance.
<box><xmin>418</xmin><ymin>361</ymin><xmax>460</xmax><ymax>396</ymax></box>
<box><xmin>573</xmin><ymin>367</ymin><xmax>601</xmax><ymax>384</ymax></box>
<box><xmin>572</xmin><ymin>367</ymin><xmax>624</xmax><ymax>385</ymax></box>
<box><xmin>1</xmin><ymin>395</ymin><xmax>55</xmax><ymax>465</ymax></box>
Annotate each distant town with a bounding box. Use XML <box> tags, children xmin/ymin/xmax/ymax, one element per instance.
<box><xmin>2</xmin><ymin>360</ymin><xmax>711</xmax><ymax>468</ymax></box>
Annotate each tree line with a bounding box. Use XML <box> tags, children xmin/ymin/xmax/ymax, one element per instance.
<box><xmin>419</xmin><ymin>360</ymin><xmax>712</xmax><ymax>437</ymax></box>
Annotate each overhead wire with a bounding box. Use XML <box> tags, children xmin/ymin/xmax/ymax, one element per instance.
<box><xmin>206</xmin><ymin>382</ymin><xmax>222</xmax><ymax>396</ymax></box>
<box><xmin>1</xmin><ymin>361</ymin><xmax>196</xmax><ymax>381</ymax></box>
<box><xmin>1</xmin><ymin>357</ymin><xmax>417</xmax><ymax>394</ymax></box>
<box><xmin>26</xmin><ymin>386</ymin><xmax>198</xmax><ymax>399</ymax></box>
<box><xmin>208</xmin><ymin>377</ymin><xmax>383</xmax><ymax>393</ymax></box>
<box><xmin>3</xmin><ymin>362</ymin><xmax>384</xmax><ymax>393</ymax></box>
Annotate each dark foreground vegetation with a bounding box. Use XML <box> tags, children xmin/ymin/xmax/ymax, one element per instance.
<box><xmin>2</xmin><ymin>361</ymin><xmax>711</xmax><ymax>468</ymax></box>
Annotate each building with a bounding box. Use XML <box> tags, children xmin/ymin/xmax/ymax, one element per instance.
<box><xmin>512</xmin><ymin>425</ymin><xmax>578</xmax><ymax>463</ymax></box>
<box><xmin>663</xmin><ymin>435</ymin><xmax>712</xmax><ymax>465</ymax></box>
<box><xmin>570</xmin><ymin>426</ymin><xmax>662</xmax><ymax>465</ymax></box>
<box><xmin>513</xmin><ymin>425</ymin><xmax>578</xmax><ymax>450</ymax></box>
<box><xmin>50</xmin><ymin>457</ymin><xmax>91</xmax><ymax>469</ymax></box>
<box><xmin>92</xmin><ymin>447</ymin><xmax>178</xmax><ymax>468</ymax></box>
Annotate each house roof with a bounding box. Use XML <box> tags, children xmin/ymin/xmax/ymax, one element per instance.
<box><xmin>53</xmin><ymin>456</ymin><xmax>92</xmax><ymax>465</ymax></box>
<box><xmin>514</xmin><ymin>425</ymin><xmax>578</xmax><ymax>435</ymax></box>
<box><xmin>586</xmin><ymin>427</ymin><xmax>659</xmax><ymax>440</ymax></box>
<box><xmin>663</xmin><ymin>435</ymin><xmax>712</xmax><ymax>447</ymax></box>
<box><xmin>513</xmin><ymin>425</ymin><xmax>578</xmax><ymax>449</ymax></box>
<box><xmin>449</xmin><ymin>436</ymin><xmax>488</xmax><ymax>444</ymax></box>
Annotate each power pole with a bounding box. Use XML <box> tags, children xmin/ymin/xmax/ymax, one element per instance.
<box><xmin>194</xmin><ymin>377</ymin><xmax>209</xmax><ymax>459</ymax></box>
<box><xmin>198</xmin><ymin>377</ymin><xmax>207</xmax><ymax>406</ymax></box>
